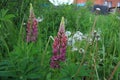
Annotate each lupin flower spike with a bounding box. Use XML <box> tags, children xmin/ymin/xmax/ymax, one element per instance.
<box><xmin>59</xmin><ymin>17</ymin><xmax>65</xmax><ymax>32</ymax></box>
<box><xmin>26</xmin><ymin>3</ymin><xmax>38</xmax><ymax>42</ymax></box>
<box><xmin>50</xmin><ymin>17</ymin><xmax>67</xmax><ymax>68</ymax></box>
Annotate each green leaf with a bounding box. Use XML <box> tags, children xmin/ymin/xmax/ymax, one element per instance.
<box><xmin>0</xmin><ymin>9</ymin><xmax>8</xmax><ymax>17</ymax></box>
<box><xmin>4</xmin><ymin>14</ymin><xmax>15</xmax><ymax>20</ymax></box>
<box><xmin>0</xmin><ymin>66</ymin><xmax>8</xmax><ymax>70</ymax></box>
<box><xmin>0</xmin><ymin>60</ymin><xmax>9</xmax><ymax>66</ymax></box>
<box><xmin>0</xmin><ymin>71</ymin><xmax>16</xmax><ymax>77</ymax></box>
<box><xmin>25</xmin><ymin>63</ymin><xmax>36</xmax><ymax>73</ymax></box>
<box><xmin>46</xmin><ymin>72</ymin><xmax>51</xmax><ymax>80</ymax></box>
<box><xmin>79</xmin><ymin>66</ymin><xmax>91</xmax><ymax>76</ymax></box>
<box><xmin>60</xmin><ymin>77</ymin><xmax>72</xmax><ymax>80</ymax></box>
<box><xmin>26</xmin><ymin>73</ymin><xmax>41</xmax><ymax>79</ymax></box>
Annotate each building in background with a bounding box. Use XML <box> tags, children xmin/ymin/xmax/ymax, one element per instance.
<box><xmin>74</xmin><ymin>0</ymin><xmax>120</xmax><ymax>8</ymax></box>
<box><xmin>48</xmin><ymin>0</ymin><xmax>120</xmax><ymax>13</ymax></box>
<box><xmin>74</xmin><ymin>0</ymin><xmax>86</xmax><ymax>6</ymax></box>
<box><xmin>49</xmin><ymin>0</ymin><xmax>120</xmax><ymax>8</ymax></box>
<box><xmin>74</xmin><ymin>0</ymin><xmax>120</xmax><ymax>14</ymax></box>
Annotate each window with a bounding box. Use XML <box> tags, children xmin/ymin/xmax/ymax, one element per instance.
<box><xmin>103</xmin><ymin>1</ymin><xmax>108</xmax><ymax>6</ymax></box>
<box><xmin>103</xmin><ymin>1</ymin><xmax>112</xmax><ymax>8</ymax></box>
<box><xmin>107</xmin><ymin>1</ymin><xmax>112</xmax><ymax>8</ymax></box>
<box><xmin>118</xmin><ymin>2</ymin><xmax>120</xmax><ymax>7</ymax></box>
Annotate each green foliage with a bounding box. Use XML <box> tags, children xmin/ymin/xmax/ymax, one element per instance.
<box><xmin>60</xmin><ymin>63</ymin><xmax>91</xmax><ymax>80</ymax></box>
<box><xmin>0</xmin><ymin>9</ymin><xmax>17</xmax><ymax>55</ymax></box>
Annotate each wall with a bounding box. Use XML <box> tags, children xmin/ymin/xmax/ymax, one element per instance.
<box><xmin>94</xmin><ymin>0</ymin><xmax>104</xmax><ymax>5</ymax></box>
<box><xmin>107</xmin><ymin>0</ymin><xmax>120</xmax><ymax>7</ymax></box>
<box><xmin>74</xmin><ymin>0</ymin><xmax>86</xmax><ymax>3</ymax></box>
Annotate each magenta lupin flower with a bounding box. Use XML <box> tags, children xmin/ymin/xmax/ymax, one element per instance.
<box><xmin>26</xmin><ymin>3</ymin><xmax>38</xmax><ymax>42</ymax></box>
<box><xmin>50</xmin><ymin>17</ymin><xmax>67</xmax><ymax>68</ymax></box>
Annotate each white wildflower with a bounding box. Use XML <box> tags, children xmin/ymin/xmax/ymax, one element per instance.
<box><xmin>76</xmin><ymin>31</ymin><xmax>83</xmax><ymax>36</ymax></box>
<box><xmin>73</xmin><ymin>31</ymin><xmax>83</xmax><ymax>41</ymax></box>
<box><xmin>67</xmin><ymin>37</ymin><xmax>75</xmax><ymax>46</ymax></box>
<box><xmin>72</xmin><ymin>47</ymin><xmax>78</xmax><ymax>51</ymax></box>
<box><xmin>100</xmin><ymin>59</ymin><xmax>103</xmax><ymax>62</ymax></box>
<box><xmin>23</xmin><ymin>22</ymin><xmax>26</xmax><ymax>26</ymax></box>
<box><xmin>92</xmin><ymin>30</ymin><xmax>97</xmax><ymax>37</ymax></box>
<box><xmin>92</xmin><ymin>30</ymin><xmax>101</xmax><ymax>41</ymax></box>
<box><xmin>23</xmin><ymin>23</ymin><xmax>26</xmax><ymax>25</ymax></box>
<box><xmin>87</xmin><ymin>38</ymin><xmax>93</xmax><ymax>45</ymax></box>
<box><xmin>79</xmin><ymin>48</ymin><xmax>85</xmax><ymax>54</ymax></box>
<box><xmin>37</xmin><ymin>17</ymin><xmax>43</xmax><ymax>22</ymax></box>
<box><xmin>49</xmin><ymin>0</ymin><xmax>74</xmax><ymax>6</ymax></box>
<box><xmin>83</xmin><ymin>62</ymin><xmax>88</xmax><ymax>66</ymax></box>
<box><xmin>95</xmin><ymin>33</ymin><xmax>100</xmax><ymax>41</ymax></box>
<box><xmin>65</xmin><ymin>31</ymin><xmax>71</xmax><ymax>37</ymax></box>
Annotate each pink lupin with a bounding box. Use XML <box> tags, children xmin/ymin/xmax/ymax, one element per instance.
<box><xmin>50</xmin><ymin>17</ymin><xmax>67</xmax><ymax>68</ymax></box>
<box><xmin>26</xmin><ymin>3</ymin><xmax>38</xmax><ymax>42</ymax></box>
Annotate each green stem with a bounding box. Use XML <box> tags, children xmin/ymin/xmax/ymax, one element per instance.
<box><xmin>2</xmin><ymin>38</ymin><xmax>9</xmax><ymax>53</ymax></box>
<box><xmin>17</xmin><ymin>15</ymin><xmax>25</xmax><ymax>45</ymax></box>
<box><xmin>92</xmin><ymin>54</ymin><xmax>99</xmax><ymax>80</ymax></box>
<box><xmin>26</xmin><ymin>43</ymin><xmax>34</xmax><ymax>58</ymax></box>
<box><xmin>108</xmin><ymin>61</ymin><xmax>120</xmax><ymax>80</ymax></box>
<box><xmin>41</xmin><ymin>36</ymin><xmax>54</xmax><ymax>66</ymax></box>
<box><xmin>93</xmin><ymin>40</ymin><xmax>100</xmax><ymax>80</ymax></box>
<box><xmin>93</xmin><ymin>58</ymin><xmax>99</xmax><ymax>80</ymax></box>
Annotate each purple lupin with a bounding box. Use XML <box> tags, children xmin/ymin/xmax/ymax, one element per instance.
<box><xmin>50</xmin><ymin>17</ymin><xmax>67</xmax><ymax>68</ymax></box>
<box><xmin>26</xmin><ymin>3</ymin><xmax>38</xmax><ymax>42</ymax></box>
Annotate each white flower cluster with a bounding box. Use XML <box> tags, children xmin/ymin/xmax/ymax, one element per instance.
<box><xmin>73</xmin><ymin>31</ymin><xmax>83</xmax><ymax>41</ymax></box>
<box><xmin>49</xmin><ymin>0</ymin><xmax>74</xmax><ymax>6</ymax></box>
<box><xmin>65</xmin><ymin>31</ymin><xmax>85</xmax><ymax>52</ymax></box>
<box><xmin>65</xmin><ymin>31</ymin><xmax>85</xmax><ymax>46</ymax></box>
<box><xmin>65</xmin><ymin>30</ymin><xmax>101</xmax><ymax>53</ymax></box>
